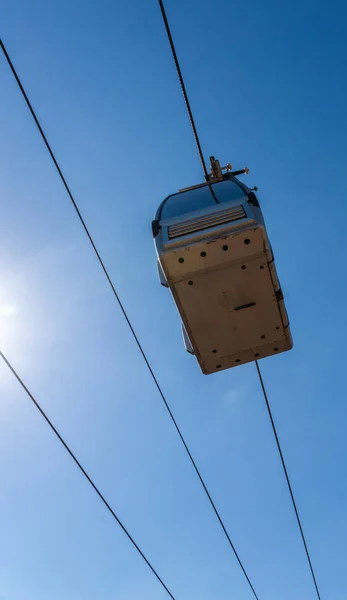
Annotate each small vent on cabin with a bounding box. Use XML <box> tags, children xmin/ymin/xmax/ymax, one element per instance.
<box><xmin>168</xmin><ymin>205</ymin><xmax>246</xmax><ymax>240</ymax></box>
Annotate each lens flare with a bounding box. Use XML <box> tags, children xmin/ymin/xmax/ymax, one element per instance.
<box><xmin>0</xmin><ymin>305</ymin><xmax>16</xmax><ymax>318</ymax></box>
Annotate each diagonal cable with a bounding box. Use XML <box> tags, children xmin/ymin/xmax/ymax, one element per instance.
<box><xmin>0</xmin><ymin>38</ymin><xmax>258</xmax><ymax>599</ymax></box>
<box><xmin>0</xmin><ymin>350</ymin><xmax>176</xmax><ymax>599</ymax></box>
<box><xmin>157</xmin><ymin>0</ymin><xmax>208</xmax><ymax>180</ymax></box>
<box><xmin>256</xmin><ymin>361</ymin><xmax>321</xmax><ymax>599</ymax></box>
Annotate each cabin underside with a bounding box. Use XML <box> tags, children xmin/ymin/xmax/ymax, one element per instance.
<box><xmin>161</xmin><ymin>226</ymin><xmax>292</xmax><ymax>374</ymax></box>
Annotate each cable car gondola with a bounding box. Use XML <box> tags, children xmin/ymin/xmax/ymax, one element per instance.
<box><xmin>152</xmin><ymin>157</ymin><xmax>293</xmax><ymax>374</ymax></box>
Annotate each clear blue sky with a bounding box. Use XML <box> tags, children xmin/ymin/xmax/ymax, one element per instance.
<box><xmin>0</xmin><ymin>1</ymin><xmax>346</xmax><ymax>598</ymax></box>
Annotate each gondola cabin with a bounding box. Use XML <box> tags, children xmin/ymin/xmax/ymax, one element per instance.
<box><xmin>152</xmin><ymin>159</ymin><xmax>293</xmax><ymax>374</ymax></box>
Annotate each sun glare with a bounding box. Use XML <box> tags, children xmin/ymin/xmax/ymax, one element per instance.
<box><xmin>0</xmin><ymin>305</ymin><xmax>16</xmax><ymax>318</ymax></box>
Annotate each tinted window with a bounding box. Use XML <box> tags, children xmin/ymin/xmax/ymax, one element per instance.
<box><xmin>212</xmin><ymin>180</ymin><xmax>247</xmax><ymax>204</ymax></box>
<box><xmin>160</xmin><ymin>180</ymin><xmax>247</xmax><ymax>220</ymax></box>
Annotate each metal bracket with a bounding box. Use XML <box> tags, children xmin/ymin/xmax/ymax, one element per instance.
<box><xmin>207</xmin><ymin>156</ymin><xmax>232</xmax><ymax>181</ymax></box>
<box><xmin>178</xmin><ymin>156</ymin><xmax>249</xmax><ymax>193</ymax></box>
<box><xmin>207</xmin><ymin>156</ymin><xmax>249</xmax><ymax>182</ymax></box>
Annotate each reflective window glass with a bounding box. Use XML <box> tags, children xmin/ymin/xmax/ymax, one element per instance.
<box><xmin>160</xmin><ymin>180</ymin><xmax>247</xmax><ymax>219</ymax></box>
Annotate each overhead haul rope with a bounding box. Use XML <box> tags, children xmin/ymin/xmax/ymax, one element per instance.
<box><xmin>156</xmin><ymin>4</ymin><xmax>321</xmax><ymax>597</ymax></box>
<box><xmin>0</xmin><ymin>351</ymin><xmax>176</xmax><ymax>599</ymax></box>
<box><xmin>157</xmin><ymin>0</ymin><xmax>208</xmax><ymax>180</ymax></box>
<box><xmin>256</xmin><ymin>363</ymin><xmax>321</xmax><ymax>598</ymax></box>
<box><xmin>0</xmin><ymin>36</ymin><xmax>258</xmax><ymax>599</ymax></box>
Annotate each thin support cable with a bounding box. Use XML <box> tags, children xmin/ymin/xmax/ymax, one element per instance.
<box><xmin>157</xmin><ymin>0</ymin><xmax>209</xmax><ymax>180</ymax></box>
<box><xmin>0</xmin><ymin>351</ymin><xmax>175</xmax><ymax>599</ymax></box>
<box><xmin>255</xmin><ymin>361</ymin><xmax>321</xmax><ymax>600</ymax></box>
<box><xmin>0</xmin><ymin>39</ymin><xmax>258</xmax><ymax>598</ymax></box>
